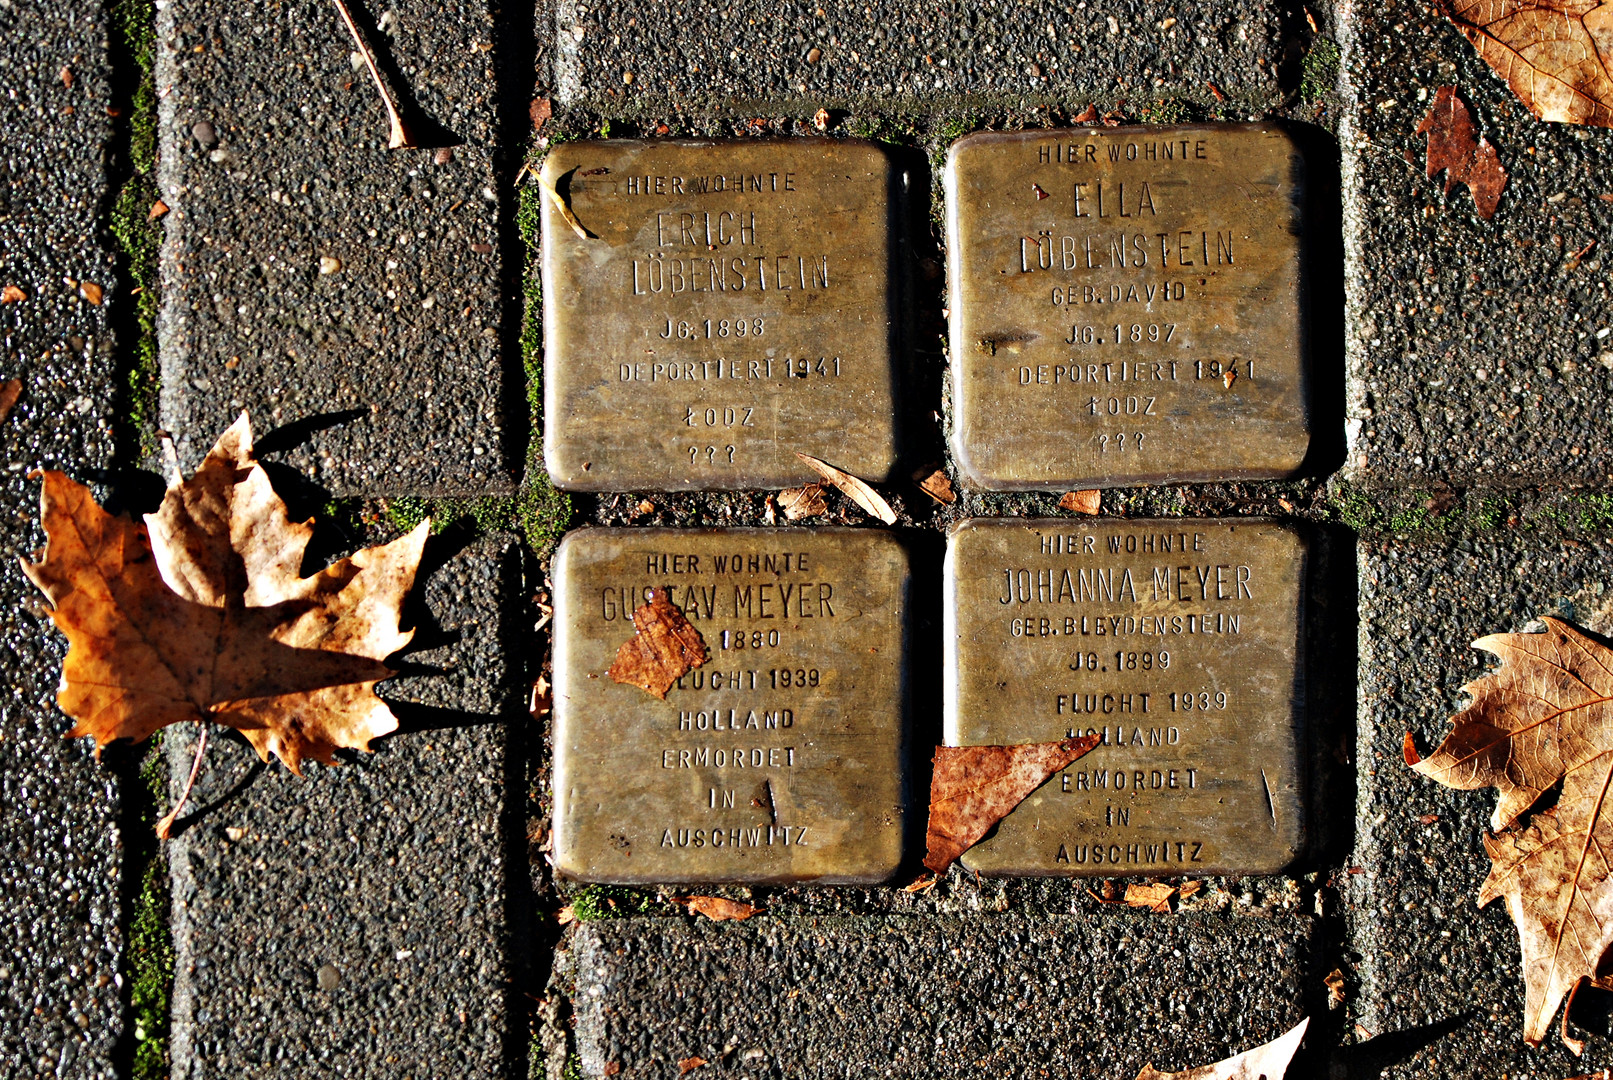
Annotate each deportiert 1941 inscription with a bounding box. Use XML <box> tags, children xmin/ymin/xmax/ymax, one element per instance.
<box><xmin>541</xmin><ymin>139</ymin><xmax>901</xmax><ymax>491</ymax></box>
<box><xmin>943</xmin><ymin>517</ymin><xmax>1306</xmax><ymax>875</ymax></box>
<box><xmin>945</xmin><ymin>125</ymin><xmax>1309</xmax><ymax>490</ymax></box>
<box><xmin>552</xmin><ymin>528</ymin><xmax>909</xmax><ymax>884</ymax></box>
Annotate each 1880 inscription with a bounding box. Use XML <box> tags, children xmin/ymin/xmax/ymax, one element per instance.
<box><xmin>945</xmin><ymin>125</ymin><xmax>1308</xmax><ymax>490</ymax></box>
<box><xmin>552</xmin><ymin>528</ymin><xmax>908</xmax><ymax>884</ymax></box>
<box><xmin>944</xmin><ymin>518</ymin><xmax>1305</xmax><ymax>875</ymax></box>
<box><xmin>541</xmin><ymin>140</ymin><xmax>900</xmax><ymax>491</ymax></box>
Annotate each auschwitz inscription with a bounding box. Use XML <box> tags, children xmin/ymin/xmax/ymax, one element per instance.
<box><xmin>945</xmin><ymin>125</ymin><xmax>1309</xmax><ymax>490</ymax></box>
<box><xmin>552</xmin><ymin>528</ymin><xmax>909</xmax><ymax>884</ymax></box>
<box><xmin>541</xmin><ymin>140</ymin><xmax>900</xmax><ymax>491</ymax></box>
<box><xmin>943</xmin><ymin>518</ymin><xmax>1306</xmax><ymax>876</ymax></box>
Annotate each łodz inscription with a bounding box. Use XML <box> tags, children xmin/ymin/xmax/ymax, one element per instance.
<box><xmin>943</xmin><ymin>517</ymin><xmax>1306</xmax><ymax>875</ymax></box>
<box><xmin>541</xmin><ymin>140</ymin><xmax>901</xmax><ymax>491</ymax></box>
<box><xmin>945</xmin><ymin>125</ymin><xmax>1309</xmax><ymax>490</ymax></box>
<box><xmin>552</xmin><ymin>528</ymin><xmax>909</xmax><ymax>884</ymax></box>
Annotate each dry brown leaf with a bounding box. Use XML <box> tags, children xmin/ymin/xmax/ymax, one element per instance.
<box><xmin>678</xmin><ymin>896</ymin><xmax>764</xmax><ymax>921</ymax></box>
<box><xmin>678</xmin><ymin>1057</ymin><xmax>708</xmax><ymax>1076</ymax></box>
<box><xmin>777</xmin><ymin>482</ymin><xmax>828</xmax><ymax>521</ymax></box>
<box><xmin>1</xmin><ymin>285</ymin><xmax>24</xmax><ymax>304</ymax></box>
<box><xmin>23</xmin><ymin>413</ymin><xmax>426</xmax><ymax>774</ymax></box>
<box><xmin>1136</xmin><ymin>1018</ymin><xmax>1307</xmax><ymax>1079</ymax></box>
<box><xmin>902</xmin><ymin>873</ymin><xmax>937</xmax><ymax>893</ymax></box>
<box><xmin>1408</xmin><ymin>617</ymin><xmax>1613</xmax><ymax>1048</ymax></box>
<box><xmin>1325</xmin><ymin>968</ymin><xmax>1347</xmax><ymax>1006</ymax></box>
<box><xmin>915</xmin><ymin>468</ymin><xmax>957</xmax><ymax>505</ymax></box>
<box><xmin>923</xmin><ymin>733</ymin><xmax>1102</xmax><ymax>873</ymax></box>
<box><xmin>1073</xmin><ymin>103</ymin><xmax>1100</xmax><ymax>123</ymax></box>
<box><xmin>529</xmin><ymin>674</ymin><xmax>552</xmax><ymax>719</ymax></box>
<box><xmin>606</xmin><ymin>589</ymin><xmax>709</xmax><ymax>699</ymax></box>
<box><xmin>814</xmin><ymin>106</ymin><xmax>831</xmax><ymax>130</ymax></box>
<box><xmin>149</xmin><ymin>199</ymin><xmax>170</xmax><ymax>220</ymax></box>
<box><xmin>1417</xmin><ymin>86</ymin><xmax>1508</xmax><ymax>220</ymax></box>
<box><xmin>1439</xmin><ymin>0</ymin><xmax>1613</xmax><ymax>126</ymax></box>
<box><xmin>1124</xmin><ymin>882</ymin><xmax>1179</xmax><ymax>913</ymax></box>
<box><xmin>602</xmin><ymin>1062</ymin><xmax>621</xmax><ymax>1078</ymax></box>
<box><xmin>1059</xmin><ymin>489</ymin><xmax>1102</xmax><ymax>515</ymax></box>
<box><xmin>556</xmin><ymin>905</ymin><xmax>577</xmax><ymax>926</ymax></box>
<box><xmin>794</xmin><ymin>452</ymin><xmax>897</xmax><ymax>524</ymax></box>
<box><xmin>0</xmin><ymin>379</ymin><xmax>21</xmax><ymax>425</ymax></box>
<box><xmin>530</xmin><ymin>96</ymin><xmax>552</xmax><ymax>132</ymax></box>
<box><xmin>78</xmin><ymin>281</ymin><xmax>103</xmax><ymax>305</ymax></box>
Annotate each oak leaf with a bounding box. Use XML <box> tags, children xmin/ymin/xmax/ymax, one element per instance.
<box><xmin>1439</xmin><ymin>0</ymin><xmax>1613</xmax><ymax>127</ymax></box>
<box><xmin>606</xmin><ymin>589</ymin><xmax>709</xmax><ymax>699</ymax></box>
<box><xmin>23</xmin><ymin>414</ymin><xmax>427</xmax><ymax>774</ymax></box>
<box><xmin>794</xmin><ymin>452</ymin><xmax>897</xmax><ymax>524</ymax></box>
<box><xmin>1417</xmin><ymin>86</ymin><xmax>1508</xmax><ymax>220</ymax></box>
<box><xmin>1135</xmin><ymin>1017</ymin><xmax>1307</xmax><ymax>1079</ymax></box>
<box><xmin>923</xmin><ymin>733</ymin><xmax>1101</xmax><ymax>873</ymax></box>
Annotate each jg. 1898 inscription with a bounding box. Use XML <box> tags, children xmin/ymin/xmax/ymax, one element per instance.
<box><xmin>552</xmin><ymin>528</ymin><xmax>909</xmax><ymax>884</ymax></box>
<box><xmin>541</xmin><ymin>140</ymin><xmax>901</xmax><ymax>491</ymax></box>
<box><xmin>943</xmin><ymin>517</ymin><xmax>1305</xmax><ymax>875</ymax></box>
<box><xmin>945</xmin><ymin>125</ymin><xmax>1309</xmax><ymax>490</ymax></box>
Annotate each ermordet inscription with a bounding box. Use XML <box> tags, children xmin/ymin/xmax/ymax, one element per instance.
<box><xmin>945</xmin><ymin>125</ymin><xmax>1309</xmax><ymax>490</ymax></box>
<box><xmin>944</xmin><ymin>517</ymin><xmax>1306</xmax><ymax>876</ymax></box>
<box><xmin>552</xmin><ymin>528</ymin><xmax>909</xmax><ymax>885</ymax></box>
<box><xmin>541</xmin><ymin>139</ymin><xmax>901</xmax><ymax>492</ymax></box>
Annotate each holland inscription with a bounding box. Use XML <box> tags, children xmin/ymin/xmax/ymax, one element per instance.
<box><xmin>541</xmin><ymin>140</ymin><xmax>901</xmax><ymax>491</ymax></box>
<box><xmin>552</xmin><ymin>528</ymin><xmax>909</xmax><ymax>884</ymax></box>
<box><xmin>945</xmin><ymin>125</ymin><xmax>1309</xmax><ymax>490</ymax></box>
<box><xmin>943</xmin><ymin>517</ymin><xmax>1306</xmax><ymax>876</ymax></box>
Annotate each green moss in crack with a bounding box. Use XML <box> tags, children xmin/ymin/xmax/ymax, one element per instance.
<box><xmin>129</xmin><ymin>742</ymin><xmax>172</xmax><ymax>1080</ymax></box>
<box><xmin>518</xmin><ymin>182</ymin><xmax>544</xmax><ymax>418</ymax></box>
<box><xmin>571</xmin><ymin>884</ymin><xmax>655</xmax><ymax>922</ymax></box>
<box><xmin>378</xmin><ymin>476</ymin><xmax>570</xmax><ymax>561</ymax></box>
<box><xmin>1330</xmin><ymin>485</ymin><xmax>1380</xmax><ymax>533</ymax></box>
<box><xmin>1137</xmin><ymin>99</ymin><xmax>1189</xmax><ymax>125</ymax></box>
<box><xmin>1300</xmin><ymin>38</ymin><xmax>1341</xmax><ymax>106</ymax></box>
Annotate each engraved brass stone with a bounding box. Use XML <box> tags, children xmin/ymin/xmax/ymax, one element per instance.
<box><xmin>542</xmin><ymin>140</ymin><xmax>900</xmax><ymax>492</ymax></box>
<box><xmin>943</xmin><ymin>517</ymin><xmax>1305</xmax><ymax>876</ymax></box>
<box><xmin>945</xmin><ymin>125</ymin><xmax>1308</xmax><ymax>490</ymax></box>
<box><xmin>553</xmin><ymin>528</ymin><xmax>909</xmax><ymax>884</ymax></box>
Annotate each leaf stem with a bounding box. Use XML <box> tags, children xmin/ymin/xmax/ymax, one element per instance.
<box><xmin>155</xmin><ymin>721</ymin><xmax>209</xmax><ymax>839</ymax></box>
<box><xmin>331</xmin><ymin>0</ymin><xmax>415</xmax><ymax>150</ymax></box>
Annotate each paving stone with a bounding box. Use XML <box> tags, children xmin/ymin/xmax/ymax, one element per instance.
<box><xmin>1339</xmin><ymin>0</ymin><xmax>1613</xmax><ymax>486</ymax></box>
<box><xmin>166</xmin><ymin>536</ymin><xmax>522</xmax><ymax>1079</ymax></box>
<box><xmin>0</xmin><ymin>0</ymin><xmax>124</xmax><ymax>1075</ymax></box>
<box><xmin>571</xmin><ymin>910</ymin><xmax>1313</xmax><ymax>1077</ymax></box>
<box><xmin>553</xmin><ymin>0</ymin><xmax>1292</xmax><ymax>111</ymax></box>
<box><xmin>1348</xmin><ymin>531</ymin><xmax>1613</xmax><ymax>1076</ymax></box>
<box><xmin>154</xmin><ymin>0</ymin><xmax>515</xmax><ymax>496</ymax></box>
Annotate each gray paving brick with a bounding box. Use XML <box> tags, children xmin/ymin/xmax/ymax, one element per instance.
<box><xmin>1349</xmin><ymin>532</ymin><xmax>1613</xmax><ymax>1075</ymax></box>
<box><xmin>553</xmin><ymin>0</ymin><xmax>1290</xmax><ymax>112</ymax></box>
<box><xmin>1339</xmin><ymin>0</ymin><xmax>1613</xmax><ymax>486</ymax></box>
<box><xmin>154</xmin><ymin>0</ymin><xmax>515</xmax><ymax>497</ymax></box>
<box><xmin>0</xmin><ymin>0</ymin><xmax>124</xmax><ymax>1075</ymax></box>
<box><xmin>571</xmin><ymin>910</ymin><xmax>1313</xmax><ymax>1078</ymax></box>
<box><xmin>166</xmin><ymin>536</ymin><xmax>522</xmax><ymax>1080</ymax></box>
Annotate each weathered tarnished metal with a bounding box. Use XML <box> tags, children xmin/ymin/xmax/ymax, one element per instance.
<box><xmin>943</xmin><ymin>517</ymin><xmax>1306</xmax><ymax>876</ymax></box>
<box><xmin>541</xmin><ymin>139</ymin><xmax>900</xmax><ymax>492</ymax></box>
<box><xmin>945</xmin><ymin>125</ymin><xmax>1308</xmax><ymax>490</ymax></box>
<box><xmin>553</xmin><ymin>528</ymin><xmax>909</xmax><ymax>884</ymax></box>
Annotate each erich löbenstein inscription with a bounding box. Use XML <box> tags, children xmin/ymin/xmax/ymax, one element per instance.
<box><xmin>943</xmin><ymin>518</ymin><xmax>1305</xmax><ymax>876</ymax></box>
<box><xmin>541</xmin><ymin>139</ymin><xmax>900</xmax><ymax>492</ymax></box>
<box><xmin>552</xmin><ymin>528</ymin><xmax>909</xmax><ymax>884</ymax></box>
<box><xmin>945</xmin><ymin>125</ymin><xmax>1308</xmax><ymax>490</ymax></box>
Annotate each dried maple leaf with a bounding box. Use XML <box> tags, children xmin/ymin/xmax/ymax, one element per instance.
<box><xmin>1439</xmin><ymin>0</ymin><xmax>1613</xmax><ymax>127</ymax></box>
<box><xmin>23</xmin><ymin>413</ymin><xmax>427</xmax><ymax>775</ymax></box>
<box><xmin>915</xmin><ymin>468</ymin><xmax>957</xmax><ymax>505</ymax></box>
<box><xmin>677</xmin><ymin>896</ymin><xmax>764</xmax><ymax>921</ymax></box>
<box><xmin>777</xmin><ymin>482</ymin><xmax>828</xmax><ymax>521</ymax></box>
<box><xmin>1135</xmin><ymin>1018</ymin><xmax>1307</xmax><ymax>1079</ymax></box>
<box><xmin>794</xmin><ymin>452</ymin><xmax>897</xmax><ymax>524</ymax></box>
<box><xmin>1417</xmin><ymin>86</ymin><xmax>1507</xmax><ymax>220</ymax></box>
<box><xmin>1059</xmin><ymin>489</ymin><xmax>1102</xmax><ymax>515</ymax></box>
<box><xmin>606</xmin><ymin>589</ymin><xmax>709</xmax><ymax>699</ymax></box>
<box><xmin>1408</xmin><ymin>617</ymin><xmax>1613</xmax><ymax>1048</ymax></box>
<box><xmin>923</xmin><ymin>733</ymin><xmax>1101</xmax><ymax>873</ymax></box>
<box><xmin>0</xmin><ymin>379</ymin><xmax>20</xmax><ymax>425</ymax></box>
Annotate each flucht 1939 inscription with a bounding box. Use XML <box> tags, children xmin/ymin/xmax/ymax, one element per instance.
<box><xmin>541</xmin><ymin>139</ymin><xmax>901</xmax><ymax>492</ymax></box>
<box><xmin>943</xmin><ymin>517</ymin><xmax>1306</xmax><ymax>875</ymax></box>
<box><xmin>552</xmin><ymin>528</ymin><xmax>909</xmax><ymax>884</ymax></box>
<box><xmin>945</xmin><ymin>125</ymin><xmax>1309</xmax><ymax>490</ymax></box>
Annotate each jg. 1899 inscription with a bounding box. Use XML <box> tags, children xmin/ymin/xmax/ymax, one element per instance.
<box><xmin>943</xmin><ymin>517</ymin><xmax>1306</xmax><ymax>875</ymax></box>
<box><xmin>542</xmin><ymin>140</ymin><xmax>901</xmax><ymax>491</ymax></box>
<box><xmin>945</xmin><ymin>125</ymin><xmax>1309</xmax><ymax>490</ymax></box>
<box><xmin>552</xmin><ymin>528</ymin><xmax>909</xmax><ymax>884</ymax></box>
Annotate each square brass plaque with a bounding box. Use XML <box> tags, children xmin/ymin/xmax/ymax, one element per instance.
<box><xmin>945</xmin><ymin>125</ymin><xmax>1308</xmax><ymax>490</ymax></box>
<box><xmin>552</xmin><ymin>528</ymin><xmax>909</xmax><ymax>884</ymax></box>
<box><xmin>943</xmin><ymin>517</ymin><xmax>1305</xmax><ymax>876</ymax></box>
<box><xmin>541</xmin><ymin>139</ymin><xmax>900</xmax><ymax>492</ymax></box>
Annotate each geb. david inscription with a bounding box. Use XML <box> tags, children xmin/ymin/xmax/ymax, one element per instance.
<box><xmin>945</xmin><ymin>125</ymin><xmax>1309</xmax><ymax>490</ymax></box>
<box><xmin>944</xmin><ymin>518</ymin><xmax>1306</xmax><ymax>876</ymax></box>
<box><xmin>541</xmin><ymin>139</ymin><xmax>901</xmax><ymax>491</ymax></box>
<box><xmin>552</xmin><ymin>528</ymin><xmax>909</xmax><ymax>884</ymax></box>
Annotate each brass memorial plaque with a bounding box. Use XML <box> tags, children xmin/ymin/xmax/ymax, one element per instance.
<box><xmin>552</xmin><ymin>528</ymin><xmax>909</xmax><ymax>884</ymax></box>
<box><xmin>541</xmin><ymin>140</ymin><xmax>900</xmax><ymax>492</ymax></box>
<box><xmin>944</xmin><ymin>518</ymin><xmax>1305</xmax><ymax>875</ymax></box>
<box><xmin>945</xmin><ymin>125</ymin><xmax>1308</xmax><ymax>490</ymax></box>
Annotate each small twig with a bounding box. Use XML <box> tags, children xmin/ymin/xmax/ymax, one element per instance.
<box><xmin>156</xmin><ymin>721</ymin><xmax>210</xmax><ymax>839</ymax></box>
<box><xmin>537</xmin><ymin>169</ymin><xmax>591</xmax><ymax>240</ymax></box>
<box><xmin>331</xmin><ymin>0</ymin><xmax>416</xmax><ymax>149</ymax></box>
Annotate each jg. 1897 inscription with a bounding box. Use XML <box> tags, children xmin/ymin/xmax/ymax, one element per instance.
<box><xmin>943</xmin><ymin>517</ymin><xmax>1306</xmax><ymax>875</ymax></box>
<box><xmin>552</xmin><ymin>528</ymin><xmax>909</xmax><ymax>884</ymax></box>
<box><xmin>945</xmin><ymin>125</ymin><xmax>1308</xmax><ymax>490</ymax></box>
<box><xmin>541</xmin><ymin>140</ymin><xmax>901</xmax><ymax>491</ymax></box>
